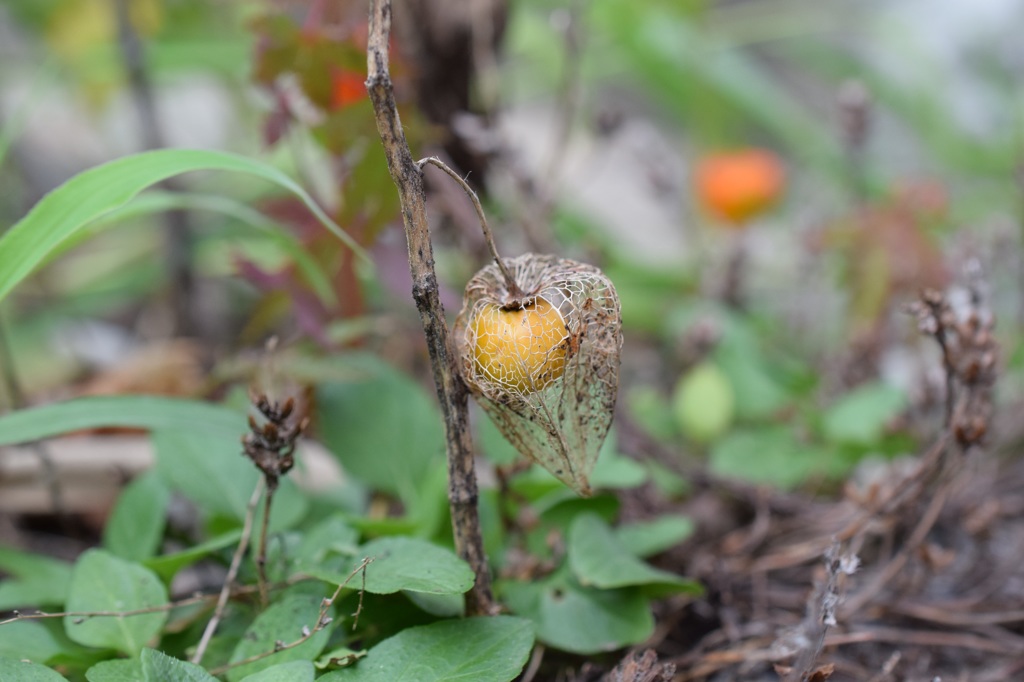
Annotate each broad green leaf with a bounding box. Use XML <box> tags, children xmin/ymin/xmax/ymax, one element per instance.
<box><xmin>304</xmin><ymin>537</ymin><xmax>474</xmax><ymax>596</ymax></box>
<box><xmin>356</xmin><ymin>537</ymin><xmax>473</xmax><ymax>595</ymax></box>
<box><xmin>141</xmin><ymin>648</ymin><xmax>217</xmax><ymax>682</ymax></box>
<box><xmin>615</xmin><ymin>515</ymin><xmax>696</xmax><ymax>558</ymax></box>
<box><xmin>85</xmin><ymin>659</ymin><xmax>143</xmax><ymax>682</ymax></box>
<box><xmin>714</xmin><ymin>332</ymin><xmax>790</xmax><ymax>420</ymax></box>
<box><xmin>0</xmin><ymin>546</ymin><xmax>72</xmax><ymax>609</ymax></box>
<box><xmin>319</xmin><ymin>616</ymin><xmax>534</xmax><ymax>682</ymax></box>
<box><xmin>0</xmin><ymin>149</ymin><xmax>366</xmax><ymax>304</ymax></box>
<box><xmin>403</xmin><ymin>591</ymin><xmax>464</xmax><ymax>617</ymax></box>
<box><xmin>821</xmin><ymin>382</ymin><xmax>908</xmax><ymax>446</ymax></box>
<box><xmin>64</xmin><ymin>550</ymin><xmax>168</xmax><ymax>656</ymax></box>
<box><xmin>291</xmin><ymin>514</ymin><xmax>360</xmax><ymax>569</ymax></box>
<box><xmin>226</xmin><ymin>594</ymin><xmax>332</xmax><ymax>682</ymax></box>
<box><xmin>588</xmin><ymin>450</ymin><xmax>648</xmax><ymax>490</ymax></box>
<box><xmin>0</xmin><ymin>621</ymin><xmax>65</xmax><ymax>664</ymax></box>
<box><xmin>568</xmin><ymin>514</ymin><xmax>701</xmax><ymax>596</ymax></box>
<box><xmin>0</xmin><ymin>657</ymin><xmax>69</xmax><ymax>681</ymax></box>
<box><xmin>144</xmin><ymin>530</ymin><xmax>242</xmax><ymax>582</ymax></box>
<box><xmin>0</xmin><ymin>396</ymin><xmax>244</xmax><ymax>446</ymax></box>
<box><xmin>239</xmin><ymin>660</ymin><xmax>315</xmax><ymax>682</ymax></box>
<box><xmin>317</xmin><ymin>358</ymin><xmax>444</xmax><ymax>502</ymax></box>
<box><xmin>152</xmin><ymin>428</ymin><xmax>308</xmax><ymax>527</ymax></box>
<box><xmin>103</xmin><ymin>471</ymin><xmax>170</xmax><ymax>561</ymax></box>
<box><xmin>710</xmin><ymin>426</ymin><xmax>840</xmax><ymax>489</ymax></box>
<box><xmin>502</xmin><ymin>578</ymin><xmax>652</xmax><ymax>655</ymax></box>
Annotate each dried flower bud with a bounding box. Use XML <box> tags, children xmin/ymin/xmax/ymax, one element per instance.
<box><xmin>455</xmin><ymin>253</ymin><xmax>623</xmax><ymax>495</ymax></box>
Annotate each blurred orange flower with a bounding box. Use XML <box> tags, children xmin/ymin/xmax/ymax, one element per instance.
<box><xmin>331</xmin><ymin>70</ymin><xmax>367</xmax><ymax>109</ymax></box>
<box><xmin>695</xmin><ymin>149</ymin><xmax>785</xmax><ymax>226</ymax></box>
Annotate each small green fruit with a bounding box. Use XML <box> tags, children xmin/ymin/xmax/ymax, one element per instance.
<box><xmin>673</xmin><ymin>362</ymin><xmax>735</xmax><ymax>444</ymax></box>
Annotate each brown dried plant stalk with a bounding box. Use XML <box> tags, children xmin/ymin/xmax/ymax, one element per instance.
<box><xmin>366</xmin><ymin>0</ymin><xmax>496</xmax><ymax>615</ymax></box>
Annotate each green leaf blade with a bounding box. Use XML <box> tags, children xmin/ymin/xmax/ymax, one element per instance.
<box><xmin>0</xmin><ymin>396</ymin><xmax>244</xmax><ymax>447</ymax></box>
<box><xmin>141</xmin><ymin>648</ymin><xmax>218</xmax><ymax>682</ymax></box>
<box><xmin>0</xmin><ymin>148</ymin><xmax>365</xmax><ymax>304</ymax></box>
<box><xmin>63</xmin><ymin>550</ymin><xmax>168</xmax><ymax>656</ymax></box>
<box><xmin>103</xmin><ymin>472</ymin><xmax>170</xmax><ymax>562</ymax></box>
<box><xmin>0</xmin><ymin>656</ymin><xmax>69</xmax><ymax>681</ymax></box>
<box><xmin>568</xmin><ymin>514</ymin><xmax>701</xmax><ymax>596</ymax></box>
<box><xmin>226</xmin><ymin>594</ymin><xmax>331</xmax><ymax>682</ymax></box>
<box><xmin>319</xmin><ymin>616</ymin><xmax>534</xmax><ymax>682</ymax></box>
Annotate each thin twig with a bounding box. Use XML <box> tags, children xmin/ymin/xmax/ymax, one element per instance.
<box><xmin>256</xmin><ymin>484</ymin><xmax>275</xmax><ymax>608</ymax></box>
<box><xmin>208</xmin><ymin>557</ymin><xmax>373</xmax><ymax>676</ymax></box>
<box><xmin>520</xmin><ymin>644</ymin><xmax>545</xmax><ymax>682</ymax></box>
<box><xmin>0</xmin><ymin>575</ymin><xmax>328</xmax><ymax>629</ymax></box>
<box><xmin>417</xmin><ymin>156</ymin><xmax>524</xmax><ymax>303</ymax></box>
<box><xmin>366</xmin><ymin>0</ymin><xmax>496</xmax><ymax>616</ymax></box>
<box><xmin>192</xmin><ymin>479</ymin><xmax>265</xmax><ymax>665</ymax></box>
<box><xmin>0</xmin><ymin>594</ymin><xmax>211</xmax><ymax>628</ymax></box>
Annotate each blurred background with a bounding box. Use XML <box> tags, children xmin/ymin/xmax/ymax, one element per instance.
<box><xmin>2</xmin><ymin>0</ymin><xmax>1024</xmax><ymax>550</ymax></box>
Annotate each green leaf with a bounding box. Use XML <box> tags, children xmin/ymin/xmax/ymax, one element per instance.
<box><xmin>615</xmin><ymin>515</ymin><xmax>695</xmax><ymax>558</ymax></box>
<box><xmin>141</xmin><ymin>648</ymin><xmax>218</xmax><ymax>682</ymax></box>
<box><xmin>317</xmin><ymin>358</ymin><xmax>444</xmax><ymax>502</ymax></box>
<box><xmin>144</xmin><ymin>530</ymin><xmax>242</xmax><ymax>582</ymax></box>
<box><xmin>0</xmin><ymin>656</ymin><xmax>69</xmax><ymax>681</ymax></box>
<box><xmin>226</xmin><ymin>594</ymin><xmax>331</xmax><ymax>682</ymax></box>
<box><xmin>714</xmin><ymin>332</ymin><xmax>790</xmax><ymax>420</ymax></box>
<box><xmin>318</xmin><ymin>616</ymin><xmax>534</xmax><ymax>682</ymax></box>
<box><xmin>85</xmin><ymin>659</ymin><xmax>143</xmax><ymax>682</ymax></box>
<box><xmin>291</xmin><ymin>514</ymin><xmax>360</xmax><ymax>569</ymax></box>
<box><xmin>821</xmin><ymin>382</ymin><xmax>908</xmax><ymax>446</ymax></box>
<box><xmin>588</xmin><ymin>450</ymin><xmax>648</xmax><ymax>490</ymax></box>
<box><xmin>0</xmin><ymin>621</ymin><xmax>65</xmax><ymax>664</ymax></box>
<box><xmin>305</xmin><ymin>537</ymin><xmax>474</xmax><ymax>596</ymax></box>
<box><xmin>239</xmin><ymin>660</ymin><xmax>315</xmax><ymax>682</ymax></box>
<box><xmin>502</xmin><ymin>578</ymin><xmax>652</xmax><ymax>655</ymax></box>
<box><xmin>103</xmin><ymin>472</ymin><xmax>170</xmax><ymax>561</ymax></box>
<box><xmin>0</xmin><ymin>396</ymin><xmax>244</xmax><ymax>447</ymax></box>
<box><xmin>710</xmin><ymin>426</ymin><xmax>839</xmax><ymax>489</ymax></box>
<box><xmin>403</xmin><ymin>591</ymin><xmax>465</xmax><ymax>617</ymax></box>
<box><xmin>0</xmin><ymin>546</ymin><xmax>72</xmax><ymax>609</ymax></box>
<box><xmin>64</xmin><ymin>550</ymin><xmax>168</xmax><ymax>656</ymax></box>
<box><xmin>0</xmin><ymin>148</ymin><xmax>366</xmax><ymax>304</ymax></box>
<box><xmin>152</xmin><ymin>428</ymin><xmax>308</xmax><ymax>527</ymax></box>
<box><xmin>568</xmin><ymin>514</ymin><xmax>701</xmax><ymax>596</ymax></box>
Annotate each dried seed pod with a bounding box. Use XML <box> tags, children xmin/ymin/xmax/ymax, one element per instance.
<box><xmin>455</xmin><ymin>253</ymin><xmax>622</xmax><ymax>496</ymax></box>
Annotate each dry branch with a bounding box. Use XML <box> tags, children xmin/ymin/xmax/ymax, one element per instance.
<box><xmin>365</xmin><ymin>0</ymin><xmax>495</xmax><ymax>615</ymax></box>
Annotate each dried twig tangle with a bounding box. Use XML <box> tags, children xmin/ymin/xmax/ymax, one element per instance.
<box><xmin>365</xmin><ymin>0</ymin><xmax>495</xmax><ymax>615</ymax></box>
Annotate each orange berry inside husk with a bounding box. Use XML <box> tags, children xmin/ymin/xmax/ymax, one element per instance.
<box><xmin>695</xmin><ymin>149</ymin><xmax>785</xmax><ymax>226</ymax></box>
<box><xmin>470</xmin><ymin>297</ymin><xmax>568</xmax><ymax>394</ymax></box>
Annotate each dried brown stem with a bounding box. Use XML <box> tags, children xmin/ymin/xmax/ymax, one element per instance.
<box><xmin>192</xmin><ymin>479</ymin><xmax>264</xmax><ymax>665</ymax></box>
<box><xmin>0</xmin><ymin>594</ymin><xmax>211</xmax><ymax>628</ymax></box>
<box><xmin>417</xmin><ymin>156</ymin><xmax>524</xmax><ymax>303</ymax></box>
<box><xmin>366</xmin><ymin>0</ymin><xmax>495</xmax><ymax>616</ymax></box>
<box><xmin>256</xmin><ymin>485</ymin><xmax>274</xmax><ymax>608</ymax></box>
